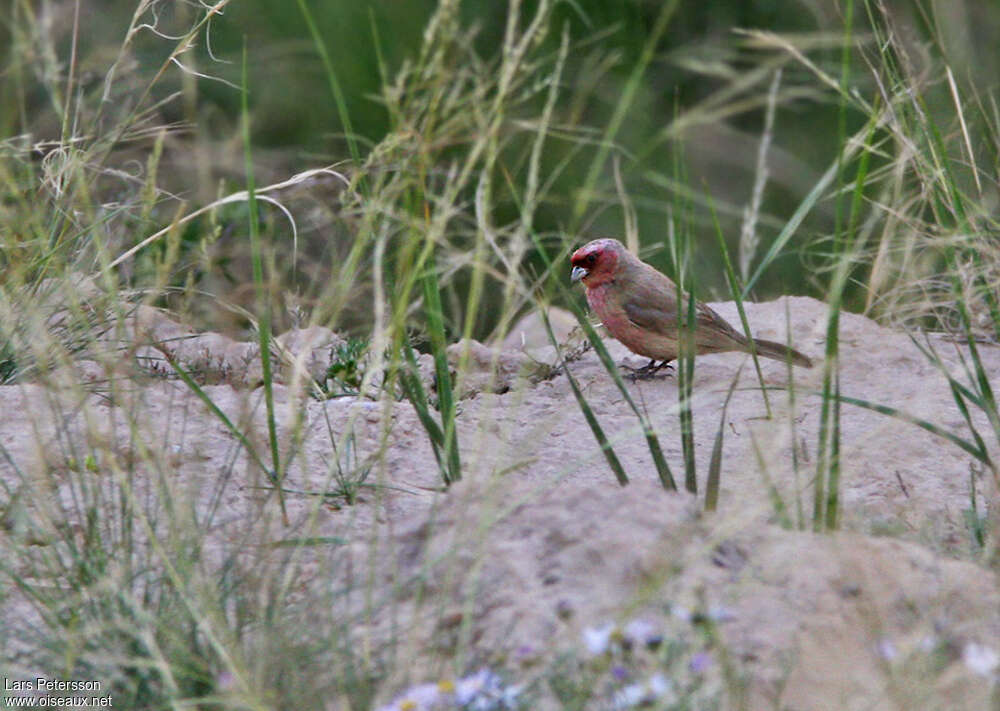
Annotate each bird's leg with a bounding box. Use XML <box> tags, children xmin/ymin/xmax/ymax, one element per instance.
<box><xmin>648</xmin><ymin>359</ymin><xmax>674</xmax><ymax>375</ymax></box>
<box><xmin>623</xmin><ymin>359</ymin><xmax>674</xmax><ymax>381</ymax></box>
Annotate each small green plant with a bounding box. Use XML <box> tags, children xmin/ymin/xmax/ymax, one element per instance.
<box><xmin>321</xmin><ymin>337</ymin><xmax>369</xmax><ymax>397</ymax></box>
<box><xmin>397</xmin><ymin>337</ymin><xmax>462</xmax><ymax>486</ymax></box>
<box><xmin>0</xmin><ymin>337</ymin><xmax>17</xmax><ymax>384</ymax></box>
<box><xmin>963</xmin><ymin>466</ymin><xmax>989</xmax><ymax>552</ymax></box>
<box><xmin>325</xmin><ymin>426</ymin><xmax>374</xmax><ymax>507</ymax></box>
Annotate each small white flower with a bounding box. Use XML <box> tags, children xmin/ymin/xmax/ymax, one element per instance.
<box><xmin>622</xmin><ymin>618</ymin><xmax>660</xmax><ymax>647</ymax></box>
<box><xmin>875</xmin><ymin>637</ymin><xmax>897</xmax><ymax>661</ymax></box>
<box><xmin>670</xmin><ymin>604</ymin><xmax>692</xmax><ymax>623</ymax></box>
<box><xmin>612</xmin><ymin>683</ymin><xmax>646</xmax><ymax>709</ymax></box>
<box><xmin>963</xmin><ymin>643</ymin><xmax>1000</xmax><ymax>678</ymax></box>
<box><xmin>646</xmin><ymin>673</ymin><xmax>671</xmax><ymax>697</ymax></box>
<box><xmin>379</xmin><ymin>669</ymin><xmax>517</xmax><ymax>711</ymax></box>
<box><xmin>493</xmin><ymin>682</ymin><xmax>523</xmax><ymax>710</ymax></box>
<box><xmin>612</xmin><ymin>673</ymin><xmax>673</xmax><ymax>709</ymax></box>
<box><xmin>377</xmin><ymin>681</ymin><xmax>443</xmax><ymax>711</ymax></box>
<box><xmin>583</xmin><ymin>622</ymin><xmax>615</xmax><ymax>655</ymax></box>
<box><xmin>708</xmin><ymin>605</ymin><xmax>736</xmax><ymax>622</ymax></box>
<box><xmin>455</xmin><ymin>669</ymin><xmax>501</xmax><ymax>705</ymax></box>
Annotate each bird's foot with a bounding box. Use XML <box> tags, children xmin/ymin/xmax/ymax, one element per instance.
<box><xmin>623</xmin><ymin>359</ymin><xmax>674</xmax><ymax>382</ymax></box>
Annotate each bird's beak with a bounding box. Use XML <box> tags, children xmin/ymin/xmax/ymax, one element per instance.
<box><xmin>570</xmin><ymin>266</ymin><xmax>588</xmax><ymax>283</ymax></box>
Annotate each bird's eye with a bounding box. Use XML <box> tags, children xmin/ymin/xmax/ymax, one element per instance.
<box><xmin>585</xmin><ymin>253</ymin><xmax>597</xmax><ymax>265</ymax></box>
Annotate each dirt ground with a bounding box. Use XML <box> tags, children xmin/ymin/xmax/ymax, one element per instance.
<box><xmin>2</xmin><ymin>296</ymin><xmax>998</xmax><ymax>709</ymax></box>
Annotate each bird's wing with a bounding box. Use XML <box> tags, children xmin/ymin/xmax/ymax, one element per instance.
<box><xmin>623</xmin><ymin>299</ymin><xmax>677</xmax><ymax>333</ymax></box>
<box><xmin>623</xmin><ymin>282</ymin><xmax>746</xmax><ymax>349</ymax></box>
<box><xmin>621</xmin><ymin>273</ymin><xmax>679</xmax><ymax>333</ymax></box>
<box><xmin>694</xmin><ymin>301</ymin><xmax>743</xmax><ymax>341</ymax></box>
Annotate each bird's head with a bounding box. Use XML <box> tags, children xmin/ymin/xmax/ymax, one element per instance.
<box><xmin>570</xmin><ymin>238</ymin><xmax>625</xmax><ymax>287</ymax></box>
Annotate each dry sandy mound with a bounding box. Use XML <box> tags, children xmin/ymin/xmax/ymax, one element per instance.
<box><xmin>362</xmin><ymin>475</ymin><xmax>999</xmax><ymax>710</ymax></box>
<box><xmin>1</xmin><ymin>296</ymin><xmax>997</xmax><ymax>709</ymax></box>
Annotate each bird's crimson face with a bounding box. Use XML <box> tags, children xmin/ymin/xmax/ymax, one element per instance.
<box><xmin>570</xmin><ymin>239</ymin><xmax>619</xmax><ymax>286</ymax></box>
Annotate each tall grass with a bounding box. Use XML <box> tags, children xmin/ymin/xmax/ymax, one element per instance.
<box><xmin>1</xmin><ymin>0</ymin><xmax>1000</xmax><ymax>708</ymax></box>
<box><xmin>241</xmin><ymin>42</ymin><xmax>288</xmax><ymax>524</ymax></box>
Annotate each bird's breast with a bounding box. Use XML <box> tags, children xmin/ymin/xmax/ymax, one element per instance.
<box><xmin>584</xmin><ymin>282</ymin><xmax>613</xmax><ymax>319</ymax></box>
<box><xmin>585</xmin><ymin>282</ymin><xmax>676</xmax><ymax>361</ymax></box>
<box><xmin>585</xmin><ymin>283</ymin><xmax>630</xmax><ymax>336</ymax></box>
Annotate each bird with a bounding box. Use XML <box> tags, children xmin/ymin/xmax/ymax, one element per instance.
<box><xmin>569</xmin><ymin>238</ymin><xmax>813</xmax><ymax>376</ymax></box>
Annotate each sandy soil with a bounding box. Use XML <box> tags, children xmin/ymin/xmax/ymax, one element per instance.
<box><xmin>1</xmin><ymin>296</ymin><xmax>998</xmax><ymax>709</ymax></box>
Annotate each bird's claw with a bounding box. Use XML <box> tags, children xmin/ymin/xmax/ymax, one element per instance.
<box><xmin>623</xmin><ymin>360</ymin><xmax>674</xmax><ymax>382</ymax></box>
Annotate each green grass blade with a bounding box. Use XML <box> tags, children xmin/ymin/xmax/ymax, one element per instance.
<box><xmin>966</xmin><ymin>471</ymin><xmax>986</xmax><ymax>550</ymax></box>
<box><xmin>242</xmin><ymin>41</ymin><xmax>287</xmax><ymax>525</ymax></box>
<box><xmin>398</xmin><ymin>339</ymin><xmax>447</xmax><ymax>475</ymax></box>
<box><xmin>529</xmin><ymin>233</ymin><xmax>676</xmax><ymax>490</ymax></box>
<box><xmin>821</xmin><ymin>58</ymin><xmax>872</xmax><ymax>531</ymax></box>
<box><xmin>153</xmin><ymin>345</ymin><xmax>270</xmax><ymax>479</ymax></box>
<box><xmin>293</xmin><ymin>0</ymin><xmax>364</xmax><ymax>176</ymax></box>
<box><xmin>706</xmin><ymin>192</ymin><xmax>772</xmax><ymax>417</ymax></box>
<box><xmin>907</xmin><ymin>334</ymin><xmax>994</xmax><ymax>472</ymax></box>
<box><xmin>706</xmin><ymin>364</ymin><xmax>743</xmax><ymax>512</ymax></box>
<box><xmin>421</xmin><ymin>249</ymin><xmax>461</xmax><ymax>484</ymax></box>
<box><xmin>268</xmin><ymin>537</ymin><xmax>348</xmax><ymax>548</ymax></box>
<box><xmin>667</xmin><ymin>112</ymin><xmax>696</xmax><ymax>493</ymax></box>
<box><xmin>739</xmin><ymin>110</ymin><xmax>877</xmax><ymax>300</ymax></box>
<box><xmin>951</xmin><ymin>299</ymin><xmax>1000</xmax><ymax>442</ymax></box>
<box><xmin>576</xmin><ymin>302</ymin><xmax>675</xmax><ymax>490</ymax></box>
<box><xmin>905</xmin><ymin>86</ymin><xmax>1000</xmax><ymax>459</ymax></box>
<box><xmin>571</xmin><ymin>0</ymin><xmax>679</xmax><ymax>226</ymax></box>
<box><xmin>740</xmin><ymin>157</ymin><xmax>838</xmax><ymax>299</ymax></box>
<box><xmin>679</xmin><ymin>289</ymin><xmax>697</xmax><ymax>493</ymax></box>
<box><xmin>836</xmin><ymin>391</ymin><xmax>987</xmax><ymax>461</ymax></box>
<box><xmin>784</xmin><ymin>300</ymin><xmax>805</xmax><ymax>529</ymax></box>
<box><xmin>750</xmin><ymin>429</ymin><xmax>791</xmax><ymax>528</ymax></box>
<box><xmin>825</xmin><ymin>369</ymin><xmax>842</xmax><ymax>530</ymax></box>
<box><xmin>540</xmin><ymin>308</ymin><xmax>628</xmax><ymax>486</ymax></box>
<box><xmin>771</xmin><ymin>387</ymin><xmax>989</xmax><ymax>464</ymax></box>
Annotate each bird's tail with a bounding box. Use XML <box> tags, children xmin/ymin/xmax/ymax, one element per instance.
<box><xmin>747</xmin><ymin>337</ymin><xmax>813</xmax><ymax>368</ymax></box>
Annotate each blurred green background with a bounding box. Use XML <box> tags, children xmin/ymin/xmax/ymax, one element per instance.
<box><xmin>3</xmin><ymin>0</ymin><xmax>997</xmax><ymax>336</ymax></box>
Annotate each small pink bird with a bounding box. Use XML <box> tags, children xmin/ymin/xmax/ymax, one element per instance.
<box><xmin>570</xmin><ymin>238</ymin><xmax>813</xmax><ymax>375</ymax></box>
